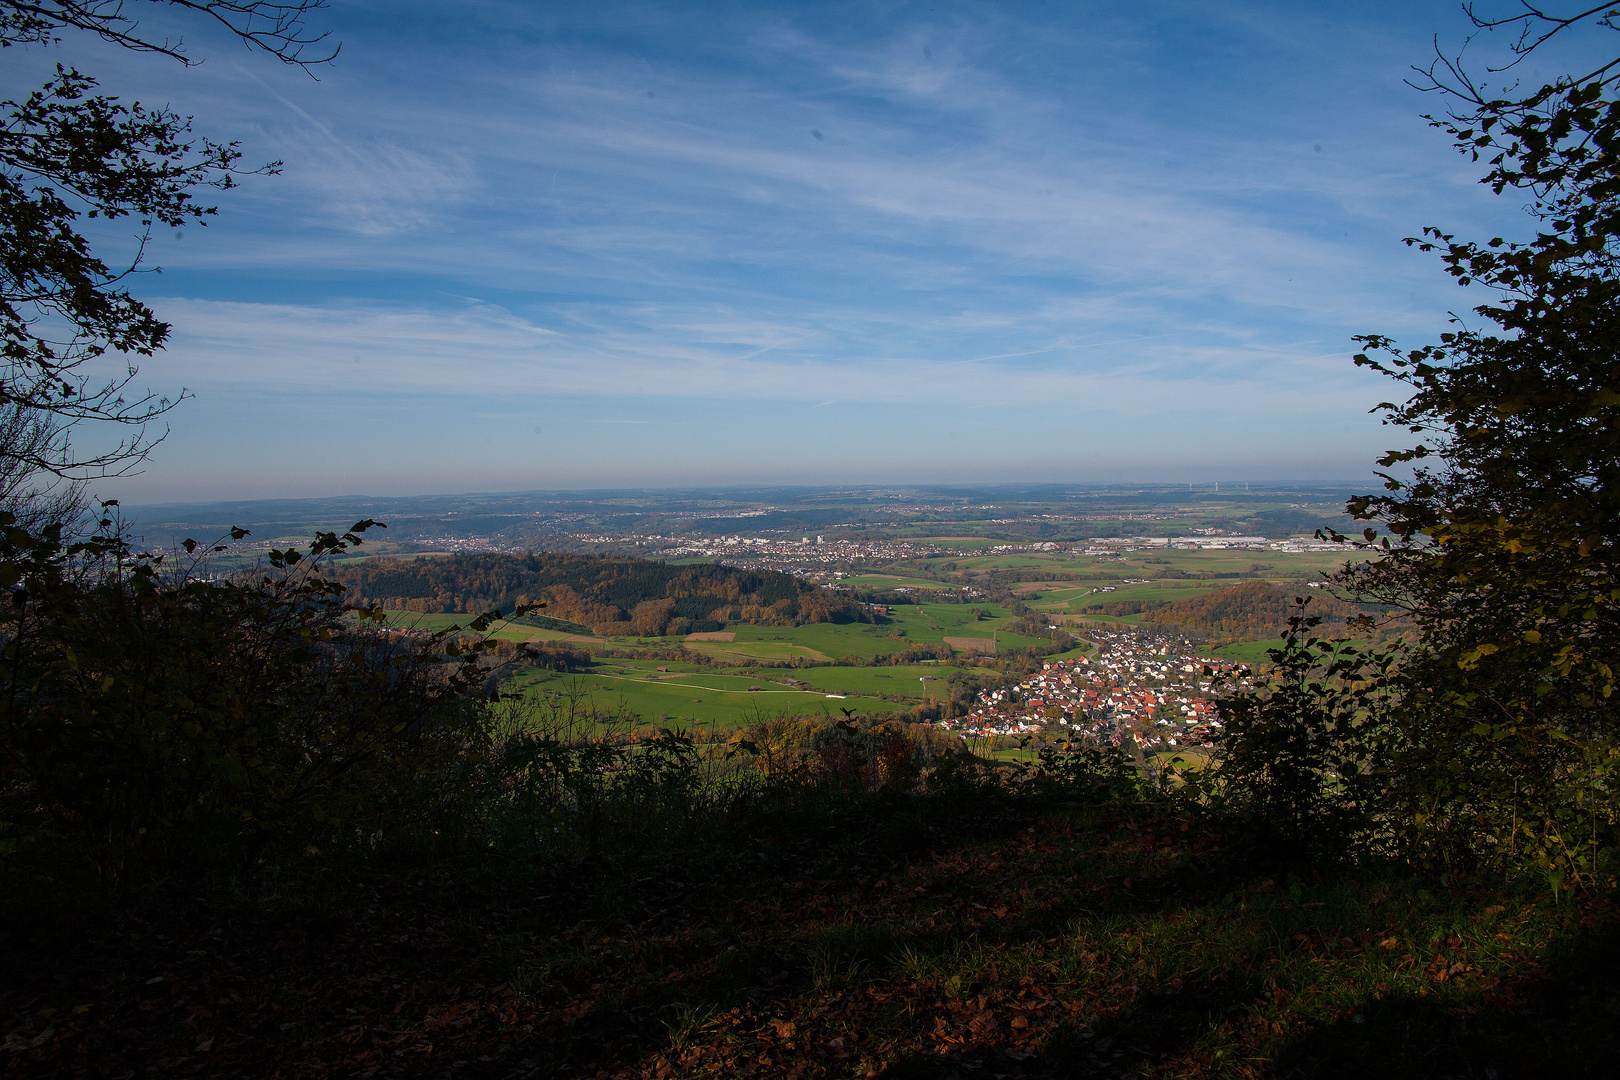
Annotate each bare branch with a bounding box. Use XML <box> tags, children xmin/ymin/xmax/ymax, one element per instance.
<box><xmin>0</xmin><ymin>1</ymin><xmax>338</xmax><ymax>69</ymax></box>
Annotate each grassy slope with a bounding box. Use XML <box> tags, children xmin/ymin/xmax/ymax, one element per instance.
<box><xmin>1212</xmin><ymin>638</ymin><xmax>1287</xmax><ymax>665</ymax></box>
<box><xmin>9</xmin><ymin>797</ymin><xmax>1617</xmax><ymax>1080</ymax></box>
<box><xmin>723</xmin><ymin>603</ymin><xmax>1048</xmax><ymax>661</ymax></box>
<box><xmin>840</xmin><ymin>574</ymin><xmax>955</xmax><ymax>590</ymax></box>
<box><xmin>503</xmin><ymin>658</ymin><xmax>963</xmax><ymax>731</ymax></box>
<box><xmin>1067</xmin><ymin>583</ymin><xmax>1228</xmax><ymax>611</ymax></box>
<box><xmin>507</xmin><ymin>668</ymin><xmax>903</xmax><ymax>727</ymax></box>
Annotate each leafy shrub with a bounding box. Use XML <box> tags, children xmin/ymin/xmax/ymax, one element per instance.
<box><xmin>1198</xmin><ymin>604</ymin><xmax>1395</xmax><ymax>864</ymax></box>
<box><xmin>1030</xmin><ymin>737</ymin><xmax>1144</xmax><ymax>804</ymax></box>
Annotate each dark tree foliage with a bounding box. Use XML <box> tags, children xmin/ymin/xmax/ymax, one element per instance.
<box><xmin>1193</xmin><ymin>605</ymin><xmax>1398</xmax><ymax>864</ymax></box>
<box><xmin>0</xmin><ymin>511</ymin><xmax>522</xmax><ymax>884</ymax></box>
<box><xmin>0</xmin><ymin>1</ymin><xmax>331</xmax><ymax>475</ymax></box>
<box><xmin>1223</xmin><ymin>5</ymin><xmax>1620</xmax><ymax>881</ymax></box>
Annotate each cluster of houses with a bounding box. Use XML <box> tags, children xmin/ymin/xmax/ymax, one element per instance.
<box><xmin>930</xmin><ymin>628</ymin><xmax>1252</xmax><ymax>749</ymax></box>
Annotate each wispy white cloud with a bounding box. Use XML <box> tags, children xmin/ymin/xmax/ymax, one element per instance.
<box><xmin>12</xmin><ymin>0</ymin><xmax>1511</xmax><ymax>501</ymax></box>
<box><xmin>154</xmin><ymin>295</ymin><xmax>1388</xmax><ymax>415</ymax></box>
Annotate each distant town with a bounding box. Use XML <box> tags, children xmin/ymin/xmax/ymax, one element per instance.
<box><xmin>934</xmin><ymin>627</ymin><xmax>1249</xmax><ymax>750</ymax></box>
<box><xmin>563</xmin><ymin>528</ymin><xmax>1344</xmax><ymax>580</ymax></box>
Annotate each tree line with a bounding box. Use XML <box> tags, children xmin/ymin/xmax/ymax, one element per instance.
<box><xmin>1130</xmin><ymin>581</ymin><xmax>1371</xmax><ymax>643</ymax></box>
<box><xmin>335</xmin><ymin>551</ymin><xmax>875</xmax><ymax>636</ymax></box>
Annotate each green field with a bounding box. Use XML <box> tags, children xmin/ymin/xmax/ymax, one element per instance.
<box><xmin>1210</xmin><ymin>638</ymin><xmax>1286</xmax><ymax>665</ymax></box>
<box><xmin>840</xmin><ymin>574</ymin><xmax>955</xmax><ymax>590</ymax></box>
<box><xmin>1062</xmin><ymin>581</ymin><xmax>1228</xmax><ymax>612</ymax></box>
<box><xmin>784</xmin><ymin>664</ymin><xmax>954</xmax><ymax>698</ymax></box>
<box><xmin>1073</xmin><ymin>611</ymin><xmax>1144</xmax><ymax>626</ymax></box>
<box><xmin>678</xmin><ymin>638</ymin><xmax>833</xmax><ymax>662</ymax></box>
<box><xmin>721</xmin><ymin>602</ymin><xmax>1049</xmax><ymax>660</ymax></box>
<box><xmin>505</xmin><ymin>664</ymin><xmax>903</xmax><ymax>729</ymax></box>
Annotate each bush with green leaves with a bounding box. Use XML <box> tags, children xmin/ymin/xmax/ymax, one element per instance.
<box><xmin>1192</xmin><ymin>604</ymin><xmax>1396</xmax><ymax>865</ymax></box>
<box><xmin>1201</xmin><ymin>9</ymin><xmax>1620</xmax><ymax>884</ymax></box>
<box><xmin>1030</xmin><ymin>736</ymin><xmax>1144</xmax><ymax>805</ymax></box>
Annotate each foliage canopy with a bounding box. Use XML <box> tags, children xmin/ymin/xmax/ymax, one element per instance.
<box><xmin>1216</xmin><ymin>4</ymin><xmax>1620</xmax><ymax>881</ymax></box>
<box><xmin>0</xmin><ymin>1</ymin><xmax>330</xmax><ymax>475</ymax></box>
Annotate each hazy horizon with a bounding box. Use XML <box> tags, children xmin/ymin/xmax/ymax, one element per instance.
<box><xmin>115</xmin><ymin>479</ymin><xmax>1375</xmax><ymax>519</ymax></box>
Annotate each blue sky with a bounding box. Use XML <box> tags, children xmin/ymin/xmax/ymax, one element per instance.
<box><xmin>5</xmin><ymin>1</ymin><xmax>1583</xmax><ymax>501</ymax></box>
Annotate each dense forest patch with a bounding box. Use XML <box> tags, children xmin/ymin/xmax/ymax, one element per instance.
<box><xmin>336</xmin><ymin>552</ymin><xmax>875</xmax><ymax>636</ymax></box>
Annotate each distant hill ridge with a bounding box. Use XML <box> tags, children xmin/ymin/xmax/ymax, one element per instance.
<box><xmin>335</xmin><ymin>552</ymin><xmax>873</xmax><ymax>636</ymax></box>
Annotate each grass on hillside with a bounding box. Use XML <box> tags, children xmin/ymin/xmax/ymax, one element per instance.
<box><xmin>506</xmin><ymin>669</ymin><xmax>904</xmax><ymax>728</ymax></box>
<box><xmin>1075</xmin><ymin>613</ymin><xmax>1146</xmax><ymax>626</ymax></box>
<box><xmin>501</xmin><ymin>657</ymin><xmax>991</xmax><ymax>732</ymax></box>
<box><xmin>721</xmin><ymin>605</ymin><xmax>1049</xmax><ymax>661</ymax></box>
<box><xmin>9</xmin><ymin>792</ymin><xmax>1617</xmax><ymax>1080</ymax></box>
<box><xmin>841</xmin><ymin>575</ymin><xmax>956</xmax><ymax>590</ymax></box>
<box><xmin>1066</xmin><ymin>583</ymin><xmax>1229</xmax><ymax>612</ymax></box>
<box><xmin>1212</xmin><ymin>639</ymin><xmax>1287</xmax><ymax>666</ymax></box>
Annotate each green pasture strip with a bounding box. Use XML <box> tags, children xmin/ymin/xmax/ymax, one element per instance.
<box><xmin>1152</xmin><ymin>747</ymin><xmax>1215</xmax><ymax>772</ymax></box>
<box><xmin>336</xmin><ymin>547</ymin><xmax>441</xmax><ymax>564</ymax></box>
<box><xmin>681</xmin><ymin>640</ymin><xmax>833</xmax><ymax>663</ymax></box>
<box><xmin>1128</xmin><ymin>549</ymin><xmax>1369</xmax><ymax>576</ymax></box>
<box><xmin>720</xmin><ymin>604</ymin><xmax>1046</xmax><ymax>659</ymax></box>
<box><xmin>1074</xmin><ymin>612</ymin><xmax>1144</xmax><ymax>626</ymax></box>
<box><xmin>783</xmin><ymin>664</ymin><xmax>957</xmax><ymax>698</ymax></box>
<box><xmin>367</xmin><ymin>605</ymin><xmax>1059</xmax><ymax>660</ymax></box>
<box><xmin>593</xmin><ymin>669</ymin><xmax>801</xmax><ymax>694</ymax></box>
<box><xmin>1068</xmin><ymin>582</ymin><xmax>1228</xmax><ymax>610</ymax></box>
<box><xmin>886</xmin><ymin>602</ymin><xmax>1039</xmax><ymax>643</ymax></box>
<box><xmin>511</xmin><ymin>613</ymin><xmax>596</xmax><ymax>635</ymax></box>
<box><xmin>841</xmin><ymin>575</ymin><xmax>954</xmax><ymax>590</ymax></box>
<box><xmin>506</xmin><ymin>668</ymin><xmax>902</xmax><ymax>728</ymax></box>
<box><xmin>1024</xmin><ymin>586</ymin><xmax>1095</xmax><ymax>603</ymax></box>
<box><xmin>1211</xmin><ymin>638</ymin><xmax>1286</xmax><ymax>665</ymax></box>
<box><xmin>984</xmin><ymin>745</ymin><xmax>1045</xmax><ymax>765</ymax></box>
<box><xmin>590</xmin><ymin>658</ymin><xmax>708</xmax><ymax>676</ymax></box>
<box><xmin>1046</xmin><ymin>641</ymin><xmax>1097</xmax><ymax>659</ymax></box>
<box><xmin>955</xmin><ymin>556</ymin><xmax>1050</xmax><ymax>570</ymax></box>
<box><xmin>726</xmin><ymin>622</ymin><xmax>902</xmax><ymax>661</ymax></box>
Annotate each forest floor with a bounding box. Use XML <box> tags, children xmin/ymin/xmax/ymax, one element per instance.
<box><xmin>5</xmin><ymin>796</ymin><xmax>1619</xmax><ymax>1079</ymax></box>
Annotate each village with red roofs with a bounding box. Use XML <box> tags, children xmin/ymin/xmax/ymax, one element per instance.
<box><xmin>933</xmin><ymin>627</ymin><xmax>1252</xmax><ymax>749</ymax></box>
